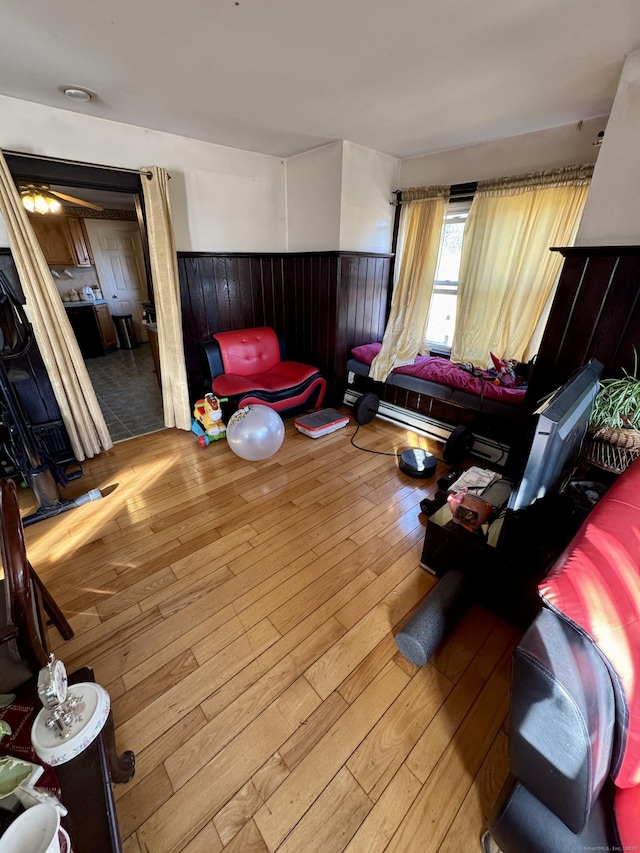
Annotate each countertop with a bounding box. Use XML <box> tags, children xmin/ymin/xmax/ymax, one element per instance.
<box><xmin>63</xmin><ymin>299</ymin><xmax>108</xmax><ymax>308</ymax></box>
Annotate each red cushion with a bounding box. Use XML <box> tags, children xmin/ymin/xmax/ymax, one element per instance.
<box><xmin>214</xmin><ymin>327</ymin><xmax>280</xmax><ymax>376</ymax></box>
<box><xmin>614</xmin><ymin>785</ymin><xmax>640</xmax><ymax>848</ymax></box>
<box><xmin>213</xmin><ymin>361</ymin><xmax>320</xmax><ymax>396</ymax></box>
<box><xmin>351</xmin><ymin>342</ymin><xmax>382</xmax><ymax>365</ymax></box>
<box><xmin>540</xmin><ymin>458</ymin><xmax>640</xmax><ymax>789</ymax></box>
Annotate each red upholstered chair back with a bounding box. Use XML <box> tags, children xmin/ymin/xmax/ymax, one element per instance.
<box><xmin>213</xmin><ymin>328</ymin><xmax>281</xmax><ymax>376</ymax></box>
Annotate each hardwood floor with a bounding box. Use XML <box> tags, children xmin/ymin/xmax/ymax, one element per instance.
<box><xmin>23</xmin><ymin>415</ymin><xmax>518</xmax><ymax>853</ymax></box>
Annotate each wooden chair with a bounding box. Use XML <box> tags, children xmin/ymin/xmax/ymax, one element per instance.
<box><xmin>0</xmin><ymin>477</ymin><xmax>74</xmax><ymax>692</ymax></box>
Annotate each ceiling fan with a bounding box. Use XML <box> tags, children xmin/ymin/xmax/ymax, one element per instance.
<box><xmin>19</xmin><ymin>183</ymin><xmax>104</xmax><ymax>214</ymax></box>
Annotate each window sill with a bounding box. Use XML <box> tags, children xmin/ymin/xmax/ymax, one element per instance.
<box><xmin>426</xmin><ymin>345</ymin><xmax>451</xmax><ymax>360</ymax></box>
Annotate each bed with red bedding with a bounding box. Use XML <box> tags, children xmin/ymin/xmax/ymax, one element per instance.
<box><xmin>347</xmin><ymin>342</ymin><xmax>526</xmax><ymax>421</ymax></box>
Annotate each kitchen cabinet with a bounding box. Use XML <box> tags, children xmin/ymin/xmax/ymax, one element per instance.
<box><xmin>29</xmin><ymin>215</ymin><xmax>94</xmax><ymax>267</ymax></box>
<box><xmin>94</xmin><ymin>303</ymin><xmax>117</xmax><ymax>351</ymax></box>
<box><xmin>66</xmin><ymin>217</ymin><xmax>94</xmax><ymax>266</ymax></box>
<box><xmin>65</xmin><ymin>302</ymin><xmax>117</xmax><ymax>358</ymax></box>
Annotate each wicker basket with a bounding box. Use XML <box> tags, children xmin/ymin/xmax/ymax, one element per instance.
<box><xmin>584</xmin><ymin>425</ymin><xmax>640</xmax><ymax>474</ymax></box>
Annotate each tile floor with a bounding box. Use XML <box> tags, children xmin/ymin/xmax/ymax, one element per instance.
<box><xmin>85</xmin><ymin>343</ymin><xmax>165</xmax><ymax>442</ymax></box>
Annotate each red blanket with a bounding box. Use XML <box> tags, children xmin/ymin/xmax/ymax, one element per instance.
<box><xmin>351</xmin><ymin>343</ymin><xmax>526</xmax><ymax>406</ymax></box>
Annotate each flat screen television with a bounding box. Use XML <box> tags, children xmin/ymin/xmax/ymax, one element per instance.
<box><xmin>508</xmin><ymin>359</ymin><xmax>604</xmax><ymax>512</ymax></box>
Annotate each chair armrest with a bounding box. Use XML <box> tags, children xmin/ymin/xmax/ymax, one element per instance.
<box><xmin>509</xmin><ymin>607</ymin><xmax>616</xmax><ymax>833</ymax></box>
<box><xmin>200</xmin><ymin>339</ymin><xmax>225</xmax><ymax>389</ymax></box>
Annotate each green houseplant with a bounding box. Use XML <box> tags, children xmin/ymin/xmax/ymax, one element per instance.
<box><xmin>586</xmin><ymin>352</ymin><xmax>640</xmax><ymax>473</ymax></box>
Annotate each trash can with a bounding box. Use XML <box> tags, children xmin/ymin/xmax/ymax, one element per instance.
<box><xmin>112</xmin><ymin>314</ymin><xmax>139</xmax><ymax>350</ymax></box>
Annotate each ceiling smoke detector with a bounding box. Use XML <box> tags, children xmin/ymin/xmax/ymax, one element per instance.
<box><xmin>62</xmin><ymin>87</ymin><xmax>93</xmax><ymax>103</ymax></box>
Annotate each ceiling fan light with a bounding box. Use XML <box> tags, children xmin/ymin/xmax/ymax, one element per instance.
<box><xmin>33</xmin><ymin>195</ymin><xmax>50</xmax><ymax>214</ymax></box>
<box><xmin>21</xmin><ymin>187</ymin><xmax>63</xmax><ymax>214</ymax></box>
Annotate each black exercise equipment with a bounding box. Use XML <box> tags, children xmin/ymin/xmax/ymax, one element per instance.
<box><xmin>353</xmin><ymin>392</ymin><xmax>379</xmax><ymax>425</ymax></box>
<box><xmin>0</xmin><ymin>273</ymin><xmax>102</xmax><ymax>525</ymax></box>
<box><xmin>443</xmin><ymin>425</ymin><xmax>473</xmax><ymax>463</ymax></box>
<box><xmin>395</xmin><ymin>570</ymin><xmax>472</xmax><ymax>666</ymax></box>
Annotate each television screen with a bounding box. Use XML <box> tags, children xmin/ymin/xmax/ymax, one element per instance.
<box><xmin>508</xmin><ymin>359</ymin><xmax>604</xmax><ymax>512</ymax></box>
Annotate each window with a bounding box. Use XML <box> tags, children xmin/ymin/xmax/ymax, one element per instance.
<box><xmin>423</xmin><ymin>199</ymin><xmax>471</xmax><ymax>350</ymax></box>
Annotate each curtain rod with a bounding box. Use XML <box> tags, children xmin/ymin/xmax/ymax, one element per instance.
<box><xmin>391</xmin><ymin>181</ymin><xmax>477</xmax><ymax>205</ymax></box>
<box><xmin>3</xmin><ymin>150</ymin><xmax>170</xmax><ymax>180</ymax></box>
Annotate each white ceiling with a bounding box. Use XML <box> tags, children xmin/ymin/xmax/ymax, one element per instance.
<box><xmin>1</xmin><ymin>0</ymin><xmax>639</xmax><ymax>160</ymax></box>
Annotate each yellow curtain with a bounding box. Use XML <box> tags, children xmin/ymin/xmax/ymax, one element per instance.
<box><xmin>140</xmin><ymin>167</ymin><xmax>191</xmax><ymax>430</ymax></box>
<box><xmin>0</xmin><ymin>150</ymin><xmax>112</xmax><ymax>460</ymax></box>
<box><xmin>369</xmin><ymin>186</ymin><xmax>448</xmax><ymax>381</ymax></box>
<box><xmin>451</xmin><ymin>165</ymin><xmax>592</xmax><ymax>366</ymax></box>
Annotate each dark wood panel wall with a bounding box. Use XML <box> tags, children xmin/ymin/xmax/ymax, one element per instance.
<box><xmin>178</xmin><ymin>251</ymin><xmax>391</xmax><ymax>403</ymax></box>
<box><xmin>526</xmin><ymin>246</ymin><xmax>640</xmax><ymax>405</ymax></box>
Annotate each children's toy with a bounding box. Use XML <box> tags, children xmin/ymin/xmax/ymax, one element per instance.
<box><xmin>192</xmin><ymin>394</ymin><xmax>226</xmax><ymax>447</ymax></box>
<box><xmin>489</xmin><ymin>352</ymin><xmax>517</xmax><ymax>387</ymax></box>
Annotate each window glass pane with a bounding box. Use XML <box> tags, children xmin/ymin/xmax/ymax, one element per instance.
<box><xmin>425</xmin><ymin>292</ymin><xmax>457</xmax><ymax>347</ymax></box>
<box><xmin>434</xmin><ymin>220</ymin><xmax>465</xmax><ymax>283</ymax></box>
<box><xmin>424</xmin><ymin>199</ymin><xmax>471</xmax><ymax>349</ymax></box>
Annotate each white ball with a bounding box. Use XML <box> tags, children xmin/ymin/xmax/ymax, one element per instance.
<box><xmin>226</xmin><ymin>404</ymin><xmax>285</xmax><ymax>461</ymax></box>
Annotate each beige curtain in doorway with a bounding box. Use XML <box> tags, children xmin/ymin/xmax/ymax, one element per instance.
<box><xmin>369</xmin><ymin>186</ymin><xmax>449</xmax><ymax>381</ymax></box>
<box><xmin>140</xmin><ymin>167</ymin><xmax>191</xmax><ymax>431</ymax></box>
<box><xmin>451</xmin><ymin>165</ymin><xmax>593</xmax><ymax>366</ymax></box>
<box><xmin>0</xmin><ymin>150</ymin><xmax>112</xmax><ymax>461</ymax></box>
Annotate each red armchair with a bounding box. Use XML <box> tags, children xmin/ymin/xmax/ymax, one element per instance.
<box><xmin>484</xmin><ymin>458</ymin><xmax>640</xmax><ymax>852</ymax></box>
<box><xmin>201</xmin><ymin>327</ymin><xmax>326</xmax><ymax>417</ymax></box>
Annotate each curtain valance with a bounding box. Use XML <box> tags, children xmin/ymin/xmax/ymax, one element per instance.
<box><xmin>477</xmin><ymin>164</ymin><xmax>594</xmax><ymax>195</ymax></box>
<box><xmin>399</xmin><ymin>185</ymin><xmax>451</xmax><ymax>203</ymax></box>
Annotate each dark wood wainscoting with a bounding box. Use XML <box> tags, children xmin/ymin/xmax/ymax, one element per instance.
<box><xmin>178</xmin><ymin>251</ymin><xmax>392</xmax><ymax>403</ymax></box>
<box><xmin>526</xmin><ymin>245</ymin><xmax>640</xmax><ymax>405</ymax></box>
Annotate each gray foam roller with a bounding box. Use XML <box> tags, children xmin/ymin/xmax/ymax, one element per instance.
<box><xmin>395</xmin><ymin>569</ymin><xmax>471</xmax><ymax>666</ymax></box>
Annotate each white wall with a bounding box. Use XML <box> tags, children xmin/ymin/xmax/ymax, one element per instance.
<box><xmin>285</xmin><ymin>143</ymin><xmax>343</xmax><ymax>252</ymax></box>
<box><xmin>0</xmin><ymin>93</ymin><xmax>614</xmax><ymax>258</ymax></box>
<box><xmin>285</xmin><ymin>141</ymin><xmax>398</xmax><ymax>253</ymax></box>
<box><xmin>340</xmin><ymin>142</ymin><xmax>398</xmax><ymax>253</ymax></box>
<box><xmin>576</xmin><ymin>49</ymin><xmax>640</xmax><ymax>246</ymax></box>
<box><xmin>0</xmin><ymin>98</ymin><xmax>398</xmax><ymax>255</ymax></box>
<box><xmin>0</xmin><ymin>95</ymin><xmax>287</xmax><ymax>252</ymax></box>
<box><xmin>398</xmin><ymin>116</ymin><xmax>606</xmax><ymax>188</ymax></box>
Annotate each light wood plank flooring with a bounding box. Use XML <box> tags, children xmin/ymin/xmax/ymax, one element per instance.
<box><xmin>22</xmin><ymin>415</ymin><xmax>518</xmax><ymax>853</ymax></box>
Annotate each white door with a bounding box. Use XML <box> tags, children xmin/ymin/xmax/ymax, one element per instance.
<box><xmin>84</xmin><ymin>220</ymin><xmax>148</xmax><ymax>342</ymax></box>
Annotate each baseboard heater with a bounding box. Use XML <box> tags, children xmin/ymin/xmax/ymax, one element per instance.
<box><xmin>343</xmin><ymin>389</ymin><xmax>508</xmax><ymax>466</ymax></box>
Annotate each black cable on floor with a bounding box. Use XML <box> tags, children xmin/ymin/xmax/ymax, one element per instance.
<box><xmin>350</xmin><ymin>423</ymin><xmax>446</xmax><ymax>464</ymax></box>
<box><xmin>350</xmin><ymin>423</ymin><xmax>401</xmax><ymax>456</ymax></box>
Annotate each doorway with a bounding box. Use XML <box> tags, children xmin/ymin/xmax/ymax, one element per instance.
<box><xmin>5</xmin><ymin>152</ymin><xmax>165</xmax><ymax>443</ymax></box>
<box><xmin>84</xmin><ymin>219</ymin><xmax>148</xmax><ymax>342</ymax></box>
<box><xmin>83</xmin><ymin>217</ymin><xmax>163</xmax><ymax>440</ymax></box>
